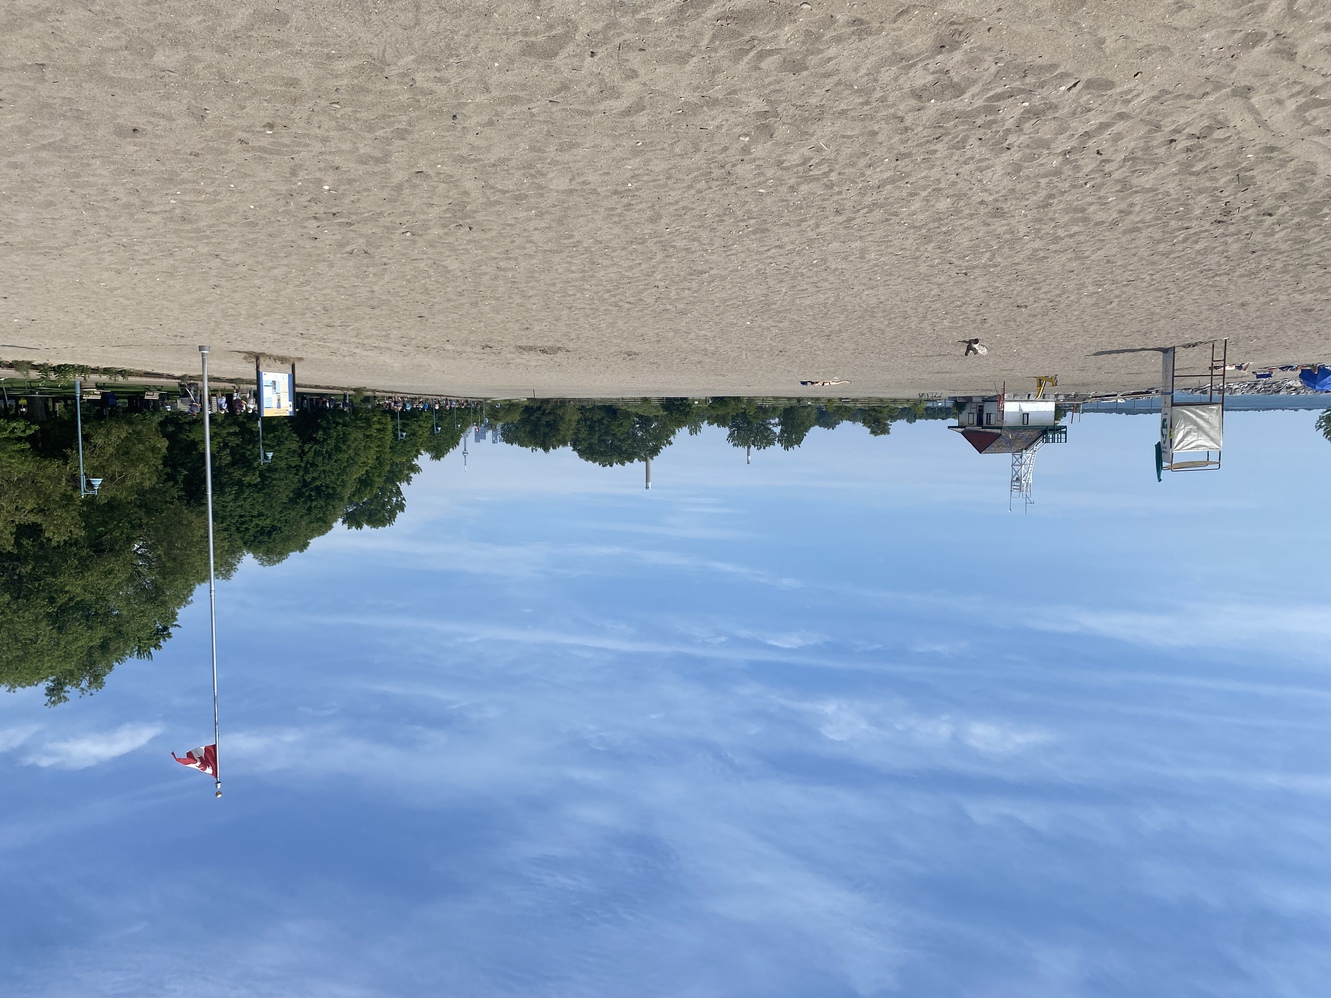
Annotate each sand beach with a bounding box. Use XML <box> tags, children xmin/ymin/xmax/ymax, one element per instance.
<box><xmin>2</xmin><ymin>0</ymin><xmax>1330</xmax><ymax>397</ymax></box>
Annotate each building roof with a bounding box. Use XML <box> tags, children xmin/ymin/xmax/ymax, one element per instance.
<box><xmin>949</xmin><ymin>426</ymin><xmax>1050</xmax><ymax>454</ymax></box>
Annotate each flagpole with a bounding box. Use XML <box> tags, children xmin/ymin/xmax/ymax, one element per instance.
<box><xmin>200</xmin><ymin>345</ymin><xmax>222</xmax><ymax>799</ymax></box>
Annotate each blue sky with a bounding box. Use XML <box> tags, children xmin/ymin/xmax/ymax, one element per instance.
<box><xmin>2</xmin><ymin>408</ymin><xmax>1329</xmax><ymax>997</ymax></box>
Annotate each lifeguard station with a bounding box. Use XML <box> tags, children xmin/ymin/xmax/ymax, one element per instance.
<box><xmin>1157</xmin><ymin>339</ymin><xmax>1227</xmax><ymax>477</ymax></box>
<box><xmin>950</xmin><ymin>380</ymin><xmax>1067</xmax><ymax>508</ymax></box>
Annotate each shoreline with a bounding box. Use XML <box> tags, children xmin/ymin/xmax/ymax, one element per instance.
<box><xmin>3</xmin><ymin>361</ymin><xmax>1323</xmax><ymax>408</ymax></box>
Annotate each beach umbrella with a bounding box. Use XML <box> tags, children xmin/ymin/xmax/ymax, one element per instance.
<box><xmin>1299</xmin><ymin>366</ymin><xmax>1331</xmax><ymax>392</ymax></box>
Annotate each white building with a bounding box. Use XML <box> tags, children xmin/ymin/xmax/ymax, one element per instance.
<box><xmin>953</xmin><ymin>396</ymin><xmax>1056</xmax><ymax>429</ymax></box>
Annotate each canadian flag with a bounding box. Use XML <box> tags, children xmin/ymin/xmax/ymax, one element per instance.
<box><xmin>172</xmin><ymin>744</ymin><xmax>217</xmax><ymax>777</ymax></box>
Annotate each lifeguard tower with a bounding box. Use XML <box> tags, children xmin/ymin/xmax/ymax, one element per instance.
<box><xmin>950</xmin><ymin>383</ymin><xmax>1067</xmax><ymax>507</ymax></box>
<box><xmin>1157</xmin><ymin>340</ymin><xmax>1227</xmax><ymax>477</ymax></box>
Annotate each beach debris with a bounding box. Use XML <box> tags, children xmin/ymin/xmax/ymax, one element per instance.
<box><xmin>961</xmin><ymin>338</ymin><xmax>988</xmax><ymax>356</ymax></box>
<box><xmin>801</xmin><ymin>379</ymin><xmax>848</xmax><ymax>387</ymax></box>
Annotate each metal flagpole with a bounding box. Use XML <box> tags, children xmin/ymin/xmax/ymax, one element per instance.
<box><xmin>200</xmin><ymin>346</ymin><xmax>222</xmax><ymax>799</ymax></box>
<box><xmin>75</xmin><ymin>379</ymin><xmax>86</xmax><ymax>491</ymax></box>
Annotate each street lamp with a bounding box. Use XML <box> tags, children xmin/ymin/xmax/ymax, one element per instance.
<box><xmin>255</xmin><ymin>364</ymin><xmax>277</xmax><ymax>466</ymax></box>
<box><xmin>257</xmin><ymin>389</ymin><xmax>274</xmax><ymax>465</ymax></box>
<box><xmin>74</xmin><ymin>379</ymin><xmax>101</xmax><ymax>497</ymax></box>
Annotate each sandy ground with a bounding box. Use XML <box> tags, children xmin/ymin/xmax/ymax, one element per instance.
<box><xmin>2</xmin><ymin>0</ymin><xmax>1330</xmax><ymax>398</ymax></box>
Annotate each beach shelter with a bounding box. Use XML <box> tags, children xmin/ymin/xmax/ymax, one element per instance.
<box><xmin>1157</xmin><ymin>341</ymin><xmax>1227</xmax><ymax>473</ymax></box>
<box><xmin>1168</xmin><ymin>404</ymin><xmax>1224</xmax><ymax>453</ymax></box>
<box><xmin>1299</xmin><ymin>366</ymin><xmax>1331</xmax><ymax>392</ymax></box>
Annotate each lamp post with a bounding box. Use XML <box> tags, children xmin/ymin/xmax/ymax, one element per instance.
<box><xmin>259</xmin><ymin>411</ymin><xmax>273</xmax><ymax>465</ymax></box>
<box><xmin>74</xmin><ymin>379</ymin><xmax>102</xmax><ymax>497</ymax></box>
<box><xmin>255</xmin><ymin>360</ymin><xmax>275</xmax><ymax>464</ymax></box>
<box><xmin>256</xmin><ymin>361</ymin><xmax>269</xmax><ymax>465</ymax></box>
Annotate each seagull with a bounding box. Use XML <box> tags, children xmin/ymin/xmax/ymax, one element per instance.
<box><xmin>961</xmin><ymin>338</ymin><xmax>988</xmax><ymax>356</ymax></box>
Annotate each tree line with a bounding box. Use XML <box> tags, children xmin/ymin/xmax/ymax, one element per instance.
<box><xmin>1</xmin><ymin>396</ymin><xmax>952</xmax><ymax>704</ymax></box>
<box><xmin>486</xmin><ymin>396</ymin><xmax>953</xmax><ymax>464</ymax></box>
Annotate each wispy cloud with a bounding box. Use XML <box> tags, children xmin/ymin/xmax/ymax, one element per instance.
<box><xmin>289</xmin><ymin>612</ymin><xmax>848</xmax><ymax>675</ymax></box>
<box><xmin>7</xmin><ymin>418</ymin><xmax>1330</xmax><ymax>998</ymax></box>
<box><xmin>565</xmin><ymin>518</ymin><xmax>749</xmax><ymax>542</ymax></box>
<box><xmin>909</xmin><ymin>638</ymin><xmax>969</xmax><ymax>655</ymax></box>
<box><xmin>760</xmin><ymin>631</ymin><xmax>824</xmax><ymax>649</ymax></box>
<box><xmin>1033</xmin><ymin>600</ymin><xmax>1331</xmax><ymax>653</ymax></box>
<box><xmin>305</xmin><ymin>533</ymin><xmax>798</xmax><ymax>588</ymax></box>
<box><xmin>21</xmin><ymin>723</ymin><xmax>163</xmax><ymax>770</ymax></box>
<box><xmin>0</xmin><ymin>725</ymin><xmax>38</xmax><ymax>754</ymax></box>
<box><xmin>962</xmin><ymin>721</ymin><xmax>1053</xmax><ymax>754</ymax></box>
<box><xmin>774</xmin><ymin>695</ymin><xmax>1054</xmax><ymax>759</ymax></box>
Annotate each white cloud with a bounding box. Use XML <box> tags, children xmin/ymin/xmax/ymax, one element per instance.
<box><xmin>909</xmin><ymin>638</ymin><xmax>969</xmax><ymax>655</ymax></box>
<box><xmin>962</xmin><ymin>721</ymin><xmax>1053</xmax><ymax>755</ymax></box>
<box><xmin>22</xmin><ymin>723</ymin><xmax>163</xmax><ymax>770</ymax></box>
<box><xmin>291</xmin><ymin>612</ymin><xmax>845</xmax><ymax>675</ymax></box>
<box><xmin>0</xmin><ymin>724</ymin><xmax>38</xmax><ymax>754</ymax></box>
<box><xmin>304</xmin><ymin>533</ymin><xmax>798</xmax><ymax>589</ymax></box>
<box><xmin>767</xmin><ymin>696</ymin><xmax>1054</xmax><ymax>768</ymax></box>
<box><xmin>1033</xmin><ymin>600</ymin><xmax>1331</xmax><ymax>654</ymax></box>
<box><xmin>761</xmin><ymin>631</ymin><xmax>823</xmax><ymax>649</ymax></box>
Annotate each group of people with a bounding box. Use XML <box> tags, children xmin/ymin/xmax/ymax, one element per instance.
<box><xmin>377</xmin><ymin>396</ymin><xmax>470</xmax><ymax>413</ymax></box>
<box><xmin>185</xmin><ymin>391</ymin><xmax>477</xmax><ymax>416</ymax></box>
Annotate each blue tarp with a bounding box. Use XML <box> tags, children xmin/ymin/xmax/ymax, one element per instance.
<box><xmin>1300</xmin><ymin>366</ymin><xmax>1331</xmax><ymax>392</ymax></box>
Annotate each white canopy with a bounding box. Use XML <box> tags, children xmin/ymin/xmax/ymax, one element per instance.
<box><xmin>1170</xmin><ymin>404</ymin><xmax>1223</xmax><ymax>452</ymax></box>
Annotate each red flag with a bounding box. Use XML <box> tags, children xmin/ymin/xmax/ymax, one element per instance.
<box><xmin>172</xmin><ymin>744</ymin><xmax>217</xmax><ymax>777</ymax></box>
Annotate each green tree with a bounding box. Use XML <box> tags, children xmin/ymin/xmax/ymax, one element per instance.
<box><xmin>1</xmin><ymin>393</ymin><xmax>953</xmax><ymax>704</ymax></box>
<box><xmin>418</xmin><ymin>407</ymin><xmax>472</xmax><ymax>462</ymax></box>
<box><xmin>777</xmin><ymin>405</ymin><xmax>820</xmax><ymax>450</ymax></box>
<box><xmin>724</xmin><ymin>409</ymin><xmax>778</xmax><ymax>452</ymax></box>
<box><xmin>570</xmin><ymin>405</ymin><xmax>677</xmax><ymax>466</ymax></box>
<box><xmin>2</xmin><ymin>403</ymin><xmax>461</xmax><ymax>703</ymax></box>
<box><xmin>1</xmin><ymin>413</ymin><xmax>214</xmax><ymax>703</ymax></box>
<box><xmin>498</xmin><ymin>400</ymin><xmax>580</xmax><ymax>452</ymax></box>
<box><xmin>0</xmin><ymin>421</ymin><xmax>80</xmax><ymax>552</ymax></box>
